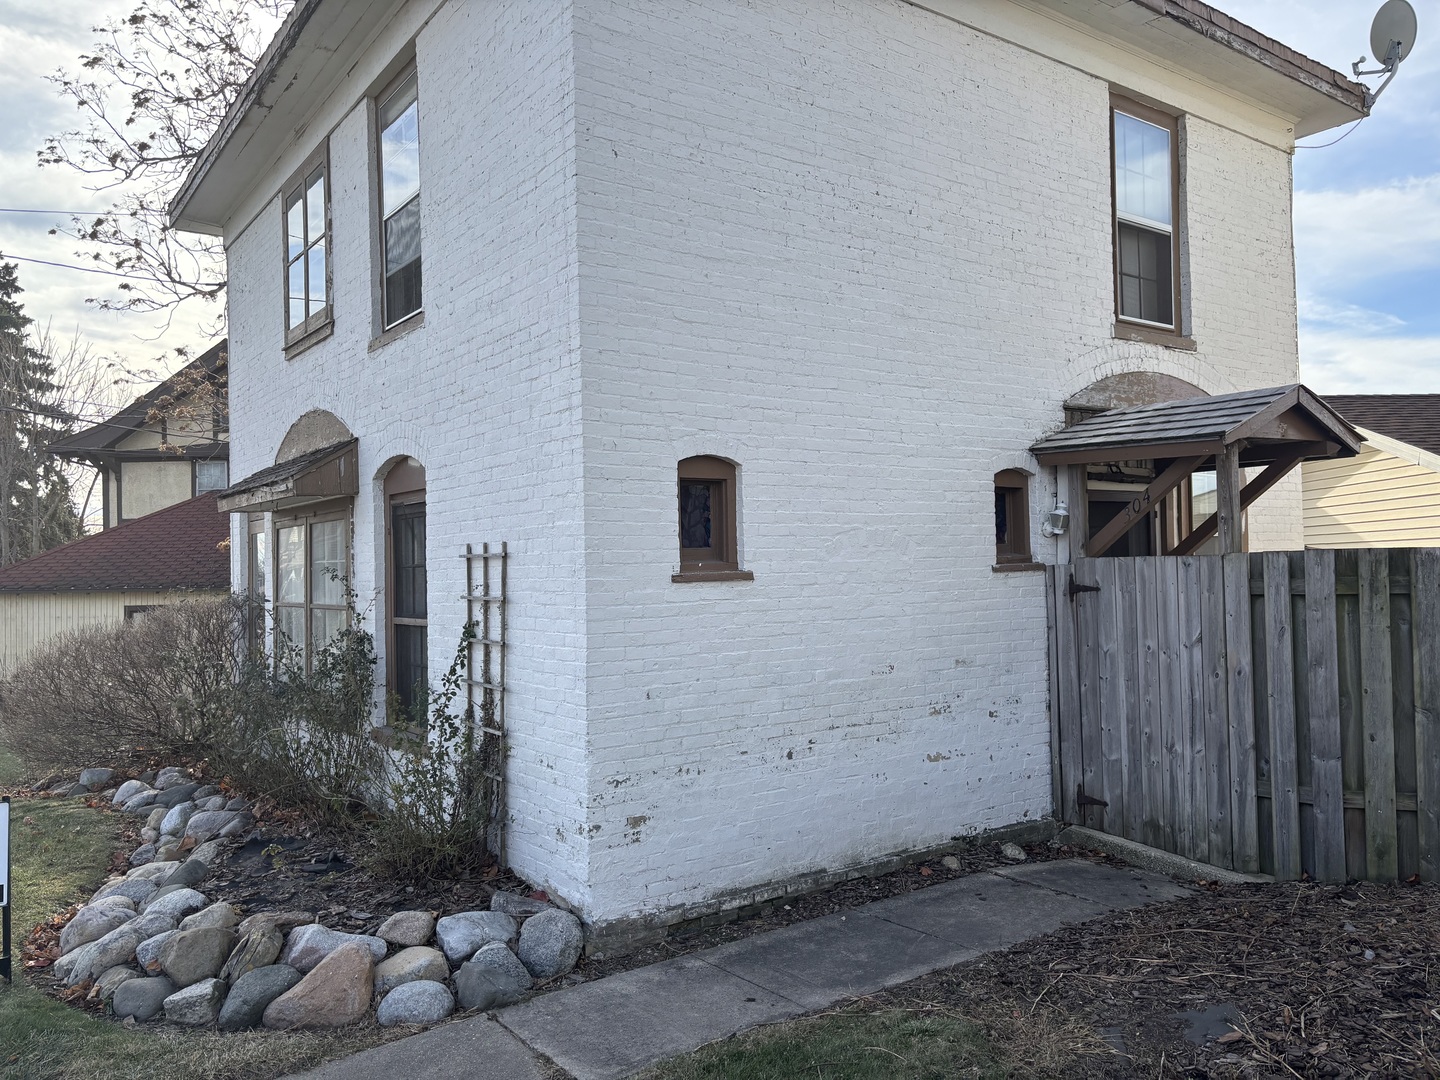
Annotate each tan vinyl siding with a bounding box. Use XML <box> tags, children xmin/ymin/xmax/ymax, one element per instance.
<box><xmin>0</xmin><ymin>590</ymin><xmax>227</xmax><ymax>678</ymax></box>
<box><xmin>1303</xmin><ymin>443</ymin><xmax>1440</xmax><ymax>548</ymax></box>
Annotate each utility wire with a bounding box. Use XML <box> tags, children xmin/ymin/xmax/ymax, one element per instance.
<box><xmin>0</xmin><ymin>252</ymin><xmax>167</xmax><ymax>282</ymax></box>
<box><xmin>0</xmin><ymin>207</ymin><xmax>106</xmax><ymax>216</ymax></box>
<box><xmin>1296</xmin><ymin>118</ymin><xmax>1366</xmax><ymax>150</ymax></box>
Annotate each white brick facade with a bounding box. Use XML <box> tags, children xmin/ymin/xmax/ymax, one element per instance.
<box><xmin>220</xmin><ymin>0</ymin><xmax>1307</xmax><ymax>931</ymax></box>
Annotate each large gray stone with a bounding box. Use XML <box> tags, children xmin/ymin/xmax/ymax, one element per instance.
<box><xmin>60</xmin><ymin>905</ymin><xmax>134</xmax><ymax>955</ymax></box>
<box><xmin>164</xmin><ymin>977</ymin><xmax>226</xmax><ymax>1026</ymax></box>
<box><xmin>125</xmin><ymin>861</ymin><xmax>176</xmax><ymax>882</ymax></box>
<box><xmin>137</xmin><ymin>929</ymin><xmax>179</xmax><ymax>974</ymax></box>
<box><xmin>122</xmin><ymin>790</ymin><xmax>159</xmax><ymax>812</ymax></box>
<box><xmin>180</xmin><ymin>901</ymin><xmax>240</xmax><ymax>931</ymax></box>
<box><xmin>184</xmin><ymin>810</ymin><xmax>238</xmax><ymax>842</ymax></box>
<box><xmin>263</xmin><ymin>943</ymin><xmax>374</xmax><ymax>1030</ymax></box>
<box><xmin>145</xmin><ymin>805</ymin><xmax>169</xmax><ymax>831</ymax></box>
<box><xmin>374</xmin><ymin>946</ymin><xmax>448</xmax><ymax>1000</ymax></box>
<box><xmin>225</xmin><ymin>797</ymin><xmax>249</xmax><ymax>812</ymax></box>
<box><xmin>153</xmin><ymin>782</ymin><xmax>201</xmax><ymax>808</ymax></box>
<box><xmin>125</xmin><ymin>911</ymin><xmax>179</xmax><ymax>943</ymax></box>
<box><xmin>87</xmin><ymin>894</ymin><xmax>136</xmax><ymax>914</ymax></box>
<box><xmin>376</xmin><ymin>910</ymin><xmax>435</xmax><ymax>948</ymax></box>
<box><xmin>490</xmin><ymin>892</ymin><xmax>554</xmax><ymax>918</ymax></box>
<box><xmin>78</xmin><ymin>767</ymin><xmax>114</xmax><ymax>788</ymax></box>
<box><xmin>66</xmin><ymin>924</ymin><xmax>144</xmax><ymax>985</ymax></box>
<box><xmin>377</xmin><ymin>980</ymin><xmax>454</xmax><ymax>1027</ymax></box>
<box><xmin>435</xmin><ymin>911</ymin><xmax>517</xmax><ymax>963</ymax></box>
<box><xmin>159</xmin><ymin>927</ymin><xmax>237</xmax><ymax>988</ymax></box>
<box><xmin>155</xmin><ymin>766</ymin><xmax>191</xmax><ymax>789</ymax></box>
<box><xmin>516</xmin><ymin>908</ymin><xmax>584</xmax><ymax>980</ymax></box>
<box><xmin>280</xmin><ymin>923</ymin><xmax>387</xmax><ymax>974</ymax></box>
<box><xmin>237</xmin><ymin>909</ymin><xmax>314</xmax><ymax>937</ymax></box>
<box><xmin>189</xmin><ymin>839</ymin><xmax>228</xmax><ymax>868</ymax></box>
<box><xmin>192</xmin><ymin>784</ymin><xmax>222</xmax><ymax>800</ymax></box>
<box><xmin>160</xmin><ymin>801</ymin><xmax>196</xmax><ymax>837</ymax></box>
<box><xmin>93</xmin><ymin>965</ymin><xmax>140</xmax><ymax>1002</ymax></box>
<box><xmin>153</xmin><ymin>839</ymin><xmax>184</xmax><ymax>863</ymax></box>
<box><xmin>220</xmin><ymin>926</ymin><xmax>284</xmax><ymax>985</ymax></box>
<box><xmin>142</xmin><ymin>887</ymin><xmax>208</xmax><ymax>920</ymax></box>
<box><xmin>66</xmin><ymin>783</ymin><xmax>91</xmax><ymax>798</ymax></box>
<box><xmin>128</xmin><ymin>843</ymin><xmax>157</xmax><ymax>867</ymax></box>
<box><xmin>112</xmin><ymin>779</ymin><xmax>149</xmax><ymax>804</ymax></box>
<box><xmin>111</xmin><ymin>976</ymin><xmax>176</xmax><ymax>1021</ymax></box>
<box><xmin>140</xmin><ymin>828</ymin><xmax>159</xmax><ymax>845</ymax></box>
<box><xmin>219</xmin><ymin>813</ymin><xmax>255</xmax><ymax>838</ymax></box>
<box><xmin>456</xmin><ymin>942</ymin><xmax>532</xmax><ymax>1010</ymax></box>
<box><xmin>218</xmin><ymin>965</ymin><xmax>302</xmax><ymax>1032</ymax></box>
<box><xmin>199</xmin><ymin>795</ymin><xmax>228</xmax><ymax>812</ymax></box>
<box><xmin>91</xmin><ymin>878</ymin><xmax>157</xmax><ymax>908</ymax></box>
<box><xmin>164</xmin><ymin>857</ymin><xmax>210</xmax><ymax>890</ymax></box>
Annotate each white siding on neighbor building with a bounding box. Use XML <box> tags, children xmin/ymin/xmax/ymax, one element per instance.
<box><xmin>120</xmin><ymin>459</ymin><xmax>193</xmax><ymax>520</ymax></box>
<box><xmin>219</xmin><ymin>0</ymin><xmax>1307</xmax><ymax>931</ymax></box>
<box><xmin>1304</xmin><ymin>431</ymin><xmax>1440</xmax><ymax>548</ymax></box>
<box><xmin>0</xmin><ymin>591</ymin><xmax>226</xmax><ymax>677</ymax></box>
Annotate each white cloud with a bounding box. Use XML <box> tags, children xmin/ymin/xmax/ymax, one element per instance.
<box><xmin>1298</xmin><ymin>297</ymin><xmax>1407</xmax><ymax>334</ymax></box>
<box><xmin>1294</xmin><ymin>176</ymin><xmax>1440</xmax><ymax>288</ymax></box>
<box><xmin>1301</xmin><ymin>328</ymin><xmax>1440</xmax><ymax>394</ymax></box>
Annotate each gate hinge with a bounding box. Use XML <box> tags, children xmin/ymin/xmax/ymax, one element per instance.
<box><xmin>1066</xmin><ymin>574</ymin><xmax>1101</xmax><ymax>601</ymax></box>
<box><xmin>1076</xmin><ymin>785</ymin><xmax>1109</xmax><ymax>809</ymax></box>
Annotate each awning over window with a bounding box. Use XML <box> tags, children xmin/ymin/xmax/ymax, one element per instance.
<box><xmin>217</xmin><ymin>439</ymin><xmax>357</xmax><ymax>513</ymax></box>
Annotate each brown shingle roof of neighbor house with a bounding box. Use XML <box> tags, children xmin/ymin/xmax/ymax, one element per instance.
<box><xmin>1320</xmin><ymin>395</ymin><xmax>1440</xmax><ymax>457</ymax></box>
<box><xmin>0</xmin><ymin>494</ymin><xmax>229</xmax><ymax>593</ymax></box>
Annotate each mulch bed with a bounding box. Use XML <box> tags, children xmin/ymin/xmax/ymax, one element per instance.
<box><xmin>872</xmin><ymin>878</ymin><xmax>1440</xmax><ymax>1077</ymax></box>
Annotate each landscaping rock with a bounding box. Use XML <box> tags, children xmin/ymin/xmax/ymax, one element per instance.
<box><xmin>263</xmin><ymin>943</ymin><xmax>374</xmax><ymax>1030</ymax></box>
<box><xmin>377</xmin><ymin>910</ymin><xmax>435</xmax><ymax>948</ymax></box>
<box><xmin>126</xmin><ymin>861</ymin><xmax>176</xmax><ymax>882</ymax></box>
<box><xmin>137</xmin><ymin>929</ymin><xmax>179</xmax><ymax>974</ymax></box>
<box><xmin>189</xmin><ymin>839</ymin><xmax>227</xmax><ymax>868</ymax></box>
<box><xmin>181</xmin><ymin>901</ymin><xmax>240</xmax><ymax>932</ymax></box>
<box><xmin>238</xmin><ymin>909</ymin><xmax>314</xmax><ymax>937</ymax></box>
<box><xmin>93</xmin><ymin>965</ymin><xmax>140</xmax><ymax>1002</ymax></box>
<box><xmin>155</xmin><ymin>766</ymin><xmax>191</xmax><ymax>789</ymax></box>
<box><xmin>456</xmin><ymin>942</ymin><xmax>532</xmax><ymax>1010</ymax></box>
<box><xmin>160</xmin><ymin>801</ymin><xmax>196</xmax><ymax>837</ymax></box>
<box><xmin>159</xmin><ymin>927</ymin><xmax>237</xmax><ymax>988</ymax></box>
<box><xmin>79</xmin><ymin>767</ymin><xmax>114</xmax><ymax>788</ymax></box>
<box><xmin>113</xmin><ymin>779</ymin><xmax>149</xmax><ymax>804</ymax></box>
<box><xmin>377</xmin><ymin>980</ymin><xmax>454</xmax><ymax>1027</ymax></box>
<box><xmin>92</xmin><ymin>877</ymin><xmax>157</xmax><ymax>906</ymax></box>
<box><xmin>139</xmin><ymin>770</ymin><xmax>156</xmax><ymax>783</ymax></box>
<box><xmin>941</xmin><ymin>855</ymin><xmax>962</xmax><ymax>870</ymax></box>
<box><xmin>60</xmin><ymin>904</ymin><xmax>134</xmax><ymax>955</ymax></box>
<box><xmin>435</xmin><ymin>911</ymin><xmax>517</xmax><ymax>963</ymax></box>
<box><xmin>516</xmin><ymin>909</ymin><xmax>583</xmax><ymax>980</ymax></box>
<box><xmin>224</xmin><ymin>797</ymin><xmax>249</xmax><ymax>812</ymax></box>
<box><xmin>153</xmin><ymin>839</ymin><xmax>183</xmax><ymax>863</ymax></box>
<box><xmin>220</xmin><ymin>926</ymin><xmax>284</xmax><ymax>985</ymax></box>
<box><xmin>66</xmin><ymin>924</ymin><xmax>144</xmax><ymax>985</ymax></box>
<box><xmin>219</xmin><ymin>813</ymin><xmax>255</xmax><ymax>838</ymax></box>
<box><xmin>192</xmin><ymin>784</ymin><xmax>221</xmax><ymax>800</ymax></box>
<box><xmin>144</xmin><ymin>806</ymin><xmax>168</xmax><ymax>831</ymax></box>
<box><xmin>140</xmin><ymin>828</ymin><xmax>159</xmax><ymax>844</ymax></box>
<box><xmin>89</xmin><ymin>894</ymin><xmax>136</xmax><ymax>913</ymax></box>
<box><xmin>142</xmin><ymin>887</ymin><xmax>208</xmax><ymax>920</ymax></box>
<box><xmin>154</xmin><ymin>782</ymin><xmax>201</xmax><ymax>809</ymax></box>
<box><xmin>164</xmin><ymin>858</ymin><xmax>211</xmax><ymax>890</ymax></box>
<box><xmin>199</xmin><ymin>795</ymin><xmax>228</xmax><ymax>812</ymax></box>
<box><xmin>50</xmin><ymin>948</ymin><xmax>82</xmax><ymax>983</ymax></box>
<box><xmin>126</xmin><ymin>911</ymin><xmax>180</xmax><ymax>943</ymax></box>
<box><xmin>280</xmin><ymin>923</ymin><xmax>387</xmax><ymax>973</ymax></box>
<box><xmin>184</xmin><ymin>810</ymin><xmax>238</xmax><ymax>842</ymax></box>
<box><xmin>374</xmin><ymin>946</ymin><xmax>448</xmax><ymax>1000</ymax></box>
<box><xmin>122</xmin><ymin>790</ymin><xmax>159</xmax><ymax>812</ymax></box>
<box><xmin>66</xmin><ymin>783</ymin><xmax>90</xmax><ymax>798</ymax></box>
<box><xmin>218</xmin><ymin>965</ymin><xmax>302</xmax><ymax>1032</ymax></box>
<box><xmin>111</xmin><ymin>976</ymin><xmax>176</xmax><ymax>1021</ymax></box>
<box><xmin>129</xmin><ymin>843</ymin><xmax>157</xmax><ymax>867</ymax></box>
<box><xmin>490</xmin><ymin>891</ymin><xmax>554</xmax><ymax>918</ymax></box>
<box><xmin>999</xmin><ymin>842</ymin><xmax>1028</xmax><ymax>863</ymax></box>
<box><xmin>164</xmin><ymin>977</ymin><xmax>226</xmax><ymax>1025</ymax></box>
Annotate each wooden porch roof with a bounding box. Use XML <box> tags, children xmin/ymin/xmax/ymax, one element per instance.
<box><xmin>1030</xmin><ymin>384</ymin><xmax>1363</xmax><ymax>467</ymax></box>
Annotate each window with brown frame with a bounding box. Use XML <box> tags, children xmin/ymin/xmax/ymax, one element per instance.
<box><xmin>994</xmin><ymin>469</ymin><xmax>1031</xmax><ymax>564</ymax></box>
<box><xmin>676</xmin><ymin>456</ymin><xmax>750</xmax><ymax>580</ymax></box>
<box><xmin>384</xmin><ymin>460</ymin><xmax>427</xmax><ymax>723</ymax></box>
<box><xmin>377</xmin><ymin>68</ymin><xmax>422</xmax><ymax>328</ymax></box>
<box><xmin>247</xmin><ymin>512</ymin><xmax>270</xmax><ymax>656</ymax></box>
<box><xmin>283</xmin><ymin>145</ymin><xmax>331</xmax><ymax>345</ymax></box>
<box><xmin>1111</xmin><ymin>96</ymin><xmax>1181</xmax><ymax>333</ymax></box>
<box><xmin>273</xmin><ymin>503</ymin><xmax>350</xmax><ymax>670</ymax></box>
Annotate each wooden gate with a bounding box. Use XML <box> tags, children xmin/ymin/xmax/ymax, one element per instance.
<box><xmin>1047</xmin><ymin>550</ymin><xmax>1440</xmax><ymax>882</ymax></box>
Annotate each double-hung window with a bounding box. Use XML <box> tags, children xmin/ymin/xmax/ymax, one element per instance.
<box><xmin>379</xmin><ymin>70</ymin><xmax>422</xmax><ymax>327</ymax></box>
<box><xmin>385</xmin><ymin>460</ymin><xmax>427</xmax><ymax>721</ymax></box>
<box><xmin>284</xmin><ymin>150</ymin><xmax>330</xmax><ymax>343</ymax></box>
<box><xmin>1112</xmin><ymin>97</ymin><xmax>1180</xmax><ymax>332</ymax></box>
<box><xmin>274</xmin><ymin>509</ymin><xmax>349</xmax><ymax>669</ymax></box>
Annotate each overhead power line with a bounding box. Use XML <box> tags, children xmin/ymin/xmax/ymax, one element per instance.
<box><xmin>0</xmin><ymin>252</ymin><xmax>160</xmax><ymax>282</ymax></box>
<box><xmin>0</xmin><ymin>207</ymin><xmax>106</xmax><ymax>216</ymax></box>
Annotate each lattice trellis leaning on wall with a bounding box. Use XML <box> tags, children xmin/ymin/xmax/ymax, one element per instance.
<box><xmin>463</xmin><ymin>542</ymin><xmax>507</xmax><ymax>862</ymax></box>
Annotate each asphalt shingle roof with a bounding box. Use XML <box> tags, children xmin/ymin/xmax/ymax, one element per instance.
<box><xmin>1321</xmin><ymin>395</ymin><xmax>1440</xmax><ymax>457</ymax></box>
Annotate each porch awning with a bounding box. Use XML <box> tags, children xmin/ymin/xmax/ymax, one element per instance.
<box><xmin>217</xmin><ymin>439</ymin><xmax>357</xmax><ymax>513</ymax></box>
<box><xmin>1030</xmin><ymin>384</ymin><xmax>1362</xmax><ymax>467</ymax></box>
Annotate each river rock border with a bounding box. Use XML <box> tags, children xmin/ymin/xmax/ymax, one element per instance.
<box><xmin>42</xmin><ymin>766</ymin><xmax>583</xmax><ymax>1031</ymax></box>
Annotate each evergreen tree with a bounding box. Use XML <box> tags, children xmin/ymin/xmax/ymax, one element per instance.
<box><xmin>0</xmin><ymin>262</ymin><xmax>83</xmax><ymax>568</ymax></box>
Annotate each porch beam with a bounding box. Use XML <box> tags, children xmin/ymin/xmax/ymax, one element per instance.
<box><xmin>1085</xmin><ymin>455</ymin><xmax>1208</xmax><ymax>559</ymax></box>
<box><xmin>1170</xmin><ymin>446</ymin><xmax>1308</xmax><ymax>557</ymax></box>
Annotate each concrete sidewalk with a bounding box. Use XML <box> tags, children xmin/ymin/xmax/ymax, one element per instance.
<box><xmin>292</xmin><ymin>859</ymin><xmax>1190</xmax><ymax>1080</ymax></box>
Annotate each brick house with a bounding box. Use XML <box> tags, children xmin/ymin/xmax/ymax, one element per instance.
<box><xmin>170</xmin><ymin>0</ymin><xmax>1367</xmax><ymax>939</ymax></box>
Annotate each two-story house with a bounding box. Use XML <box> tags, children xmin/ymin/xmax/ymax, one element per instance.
<box><xmin>170</xmin><ymin>0</ymin><xmax>1367</xmax><ymax>942</ymax></box>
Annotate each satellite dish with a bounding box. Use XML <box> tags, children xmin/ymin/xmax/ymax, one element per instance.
<box><xmin>1370</xmin><ymin>0</ymin><xmax>1418</xmax><ymax>65</ymax></box>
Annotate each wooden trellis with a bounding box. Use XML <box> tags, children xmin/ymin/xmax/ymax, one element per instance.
<box><xmin>463</xmin><ymin>542</ymin><xmax>507</xmax><ymax>862</ymax></box>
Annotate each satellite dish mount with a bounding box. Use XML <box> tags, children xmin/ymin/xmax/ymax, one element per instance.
<box><xmin>1352</xmin><ymin>0</ymin><xmax>1418</xmax><ymax>108</ymax></box>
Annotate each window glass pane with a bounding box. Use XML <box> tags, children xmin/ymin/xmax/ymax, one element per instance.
<box><xmin>288</xmin><ymin>259</ymin><xmax>306</xmax><ymax>329</ymax></box>
<box><xmin>305</xmin><ymin>168</ymin><xmax>325</xmax><ymax>240</ymax></box>
<box><xmin>995</xmin><ymin>488</ymin><xmax>1009</xmax><ymax>546</ymax></box>
<box><xmin>286</xmin><ymin>193</ymin><xmax>305</xmax><ymax>261</ymax></box>
<box><xmin>380</xmin><ymin>86</ymin><xmax>420</xmax><ymax>216</ymax></box>
<box><xmin>1114</xmin><ymin>111</ymin><xmax>1171</xmax><ymax>227</ymax></box>
<box><xmin>250</xmin><ymin>530</ymin><xmax>269</xmax><ymax>601</ymax></box>
<box><xmin>679</xmin><ymin>482</ymin><xmax>715</xmax><ymax>549</ymax></box>
<box><xmin>1117</xmin><ymin>222</ymin><xmax>1173</xmax><ymax>326</ymax></box>
<box><xmin>394</xmin><ymin>623</ymin><xmax>428</xmax><ymax>717</ymax></box>
<box><xmin>311</xmin><ymin>607</ymin><xmax>344</xmax><ymax>654</ymax></box>
<box><xmin>195</xmin><ymin>460</ymin><xmax>228</xmax><ymax>493</ymax></box>
<box><xmin>310</xmin><ymin>519</ymin><xmax>345</xmax><ymax>606</ymax></box>
<box><xmin>384</xmin><ymin>197</ymin><xmax>423</xmax><ymax>323</ymax></box>
<box><xmin>276</xmin><ymin>605</ymin><xmax>305</xmax><ymax>655</ymax></box>
<box><xmin>277</xmin><ymin>525</ymin><xmax>304</xmax><ymax>603</ymax></box>
<box><xmin>392</xmin><ymin>502</ymin><xmax>427</xmax><ymax>619</ymax></box>
<box><xmin>307</xmin><ymin>239</ymin><xmax>327</xmax><ymax>312</ymax></box>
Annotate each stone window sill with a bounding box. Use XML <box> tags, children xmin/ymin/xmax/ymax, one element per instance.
<box><xmin>992</xmin><ymin>561</ymin><xmax>1046</xmax><ymax>574</ymax></box>
<box><xmin>1113</xmin><ymin>322</ymin><xmax>1197</xmax><ymax>351</ymax></box>
<box><xmin>369</xmin><ymin>310</ymin><xmax>425</xmax><ymax>352</ymax></box>
<box><xmin>284</xmin><ymin>316</ymin><xmax>334</xmax><ymax>360</ymax></box>
<box><xmin>672</xmin><ymin>569</ymin><xmax>755</xmax><ymax>583</ymax></box>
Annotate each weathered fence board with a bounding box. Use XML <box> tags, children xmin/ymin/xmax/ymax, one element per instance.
<box><xmin>1050</xmin><ymin>548</ymin><xmax>1439</xmax><ymax>882</ymax></box>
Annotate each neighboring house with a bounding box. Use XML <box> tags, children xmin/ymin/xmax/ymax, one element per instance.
<box><xmin>1306</xmin><ymin>395</ymin><xmax>1440</xmax><ymax>548</ymax></box>
<box><xmin>169</xmin><ymin>0</ymin><xmax>1366</xmax><ymax>940</ymax></box>
<box><xmin>48</xmin><ymin>340</ymin><xmax>230</xmax><ymax>530</ymax></box>
<box><xmin>0</xmin><ymin>494</ymin><xmax>230</xmax><ymax>677</ymax></box>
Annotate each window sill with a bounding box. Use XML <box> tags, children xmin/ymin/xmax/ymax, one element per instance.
<box><xmin>992</xmin><ymin>560</ymin><xmax>1046</xmax><ymax>574</ymax></box>
<box><xmin>672</xmin><ymin>569</ymin><xmax>755</xmax><ymax>583</ymax></box>
<box><xmin>1113</xmin><ymin>322</ymin><xmax>1196</xmax><ymax>351</ymax></box>
<box><xmin>284</xmin><ymin>316</ymin><xmax>334</xmax><ymax>360</ymax></box>
<box><xmin>369</xmin><ymin>310</ymin><xmax>425</xmax><ymax>352</ymax></box>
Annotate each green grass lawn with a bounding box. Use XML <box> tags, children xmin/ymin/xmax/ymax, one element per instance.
<box><xmin>640</xmin><ymin>1009</ymin><xmax>1007</xmax><ymax>1080</ymax></box>
<box><xmin>0</xmin><ymin>796</ymin><xmax>389</xmax><ymax>1080</ymax></box>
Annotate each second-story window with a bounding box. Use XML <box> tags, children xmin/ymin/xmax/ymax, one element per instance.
<box><xmin>1112</xmin><ymin>97</ymin><xmax>1180</xmax><ymax>332</ymax></box>
<box><xmin>379</xmin><ymin>70</ymin><xmax>422</xmax><ymax>328</ymax></box>
<box><xmin>284</xmin><ymin>151</ymin><xmax>330</xmax><ymax>342</ymax></box>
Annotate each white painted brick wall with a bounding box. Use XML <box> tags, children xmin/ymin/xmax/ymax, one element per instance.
<box><xmin>221</xmin><ymin>0</ymin><xmax>1305</xmax><ymax>930</ymax></box>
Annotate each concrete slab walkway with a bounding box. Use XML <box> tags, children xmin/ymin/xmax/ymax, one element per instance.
<box><xmin>291</xmin><ymin>859</ymin><xmax>1190</xmax><ymax>1080</ymax></box>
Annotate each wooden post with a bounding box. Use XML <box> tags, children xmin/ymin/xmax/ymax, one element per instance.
<box><xmin>1067</xmin><ymin>464</ymin><xmax>1088</xmax><ymax>565</ymax></box>
<box><xmin>1215</xmin><ymin>444</ymin><xmax>1243</xmax><ymax>554</ymax></box>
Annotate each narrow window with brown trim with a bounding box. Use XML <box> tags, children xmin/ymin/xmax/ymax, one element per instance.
<box><xmin>283</xmin><ymin>145</ymin><xmax>331</xmax><ymax>346</ymax></box>
<box><xmin>994</xmin><ymin>469</ymin><xmax>1031</xmax><ymax>564</ymax></box>
<box><xmin>1111</xmin><ymin>96</ymin><xmax>1181</xmax><ymax>333</ymax></box>
<box><xmin>384</xmin><ymin>459</ymin><xmax>427</xmax><ymax>725</ymax></box>
<box><xmin>675</xmin><ymin>456</ymin><xmax>752</xmax><ymax>582</ymax></box>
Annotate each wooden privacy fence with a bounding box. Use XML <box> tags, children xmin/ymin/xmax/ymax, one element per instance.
<box><xmin>1046</xmin><ymin>549</ymin><xmax>1440</xmax><ymax>882</ymax></box>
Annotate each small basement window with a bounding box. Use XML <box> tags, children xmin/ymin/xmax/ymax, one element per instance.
<box><xmin>674</xmin><ymin>456</ymin><xmax>752</xmax><ymax>582</ymax></box>
<box><xmin>994</xmin><ymin>469</ymin><xmax>1032</xmax><ymax>565</ymax></box>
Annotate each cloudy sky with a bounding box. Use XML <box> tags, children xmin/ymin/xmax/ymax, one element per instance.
<box><xmin>0</xmin><ymin>0</ymin><xmax>1436</xmax><ymax>408</ymax></box>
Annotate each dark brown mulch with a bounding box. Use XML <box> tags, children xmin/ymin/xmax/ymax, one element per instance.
<box><xmin>867</xmin><ymin>879</ymin><xmax>1440</xmax><ymax>1078</ymax></box>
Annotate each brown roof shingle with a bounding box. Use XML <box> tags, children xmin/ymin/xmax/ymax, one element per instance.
<box><xmin>1321</xmin><ymin>395</ymin><xmax>1440</xmax><ymax>457</ymax></box>
<box><xmin>0</xmin><ymin>494</ymin><xmax>229</xmax><ymax>593</ymax></box>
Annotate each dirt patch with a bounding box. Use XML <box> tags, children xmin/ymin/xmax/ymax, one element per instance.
<box><xmin>864</xmin><ymin>879</ymin><xmax>1440</xmax><ymax>1077</ymax></box>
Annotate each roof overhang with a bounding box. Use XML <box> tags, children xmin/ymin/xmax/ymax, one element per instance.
<box><xmin>217</xmin><ymin>440</ymin><xmax>358</xmax><ymax>513</ymax></box>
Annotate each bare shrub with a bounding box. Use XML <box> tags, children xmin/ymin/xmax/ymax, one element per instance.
<box><xmin>0</xmin><ymin>597</ymin><xmax>241</xmax><ymax>769</ymax></box>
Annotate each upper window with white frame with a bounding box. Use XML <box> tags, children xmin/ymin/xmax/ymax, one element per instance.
<box><xmin>378</xmin><ymin>70</ymin><xmax>422</xmax><ymax>328</ymax></box>
<box><xmin>284</xmin><ymin>150</ymin><xmax>330</xmax><ymax>342</ymax></box>
<box><xmin>1112</xmin><ymin>97</ymin><xmax>1180</xmax><ymax>332</ymax></box>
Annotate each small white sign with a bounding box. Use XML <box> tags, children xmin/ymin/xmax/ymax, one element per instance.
<box><xmin>0</xmin><ymin>799</ymin><xmax>8</xmax><ymax>907</ymax></box>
